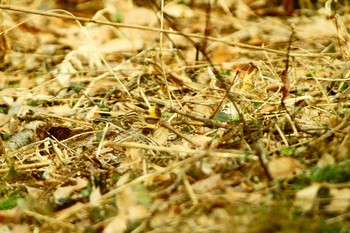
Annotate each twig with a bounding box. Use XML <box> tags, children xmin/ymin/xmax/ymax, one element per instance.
<box><xmin>38</xmin><ymin>113</ymin><xmax>92</xmax><ymax>126</ymax></box>
<box><xmin>182</xmin><ymin>174</ymin><xmax>198</xmax><ymax>205</ymax></box>
<box><xmin>315</xmin><ymin>114</ymin><xmax>350</xmax><ymax>142</ymax></box>
<box><xmin>275</xmin><ymin>123</ymin><xmax>289</xmax><ymax>146</ymax></box>
<box><xmin>23</xmin><ymin>210</ymin><xmax>79</xmax><ymax>231</ymax></box>
<box><xmin>168</xmin><ymin>107</ymin><xmax>232</xmax><ymax>129</ymax></box>
<box><xmin>159</xmin><ymin>120</ymin><xmax>201</xmax><ymax>147</ymax></box>
<box><xmin>210</xmin><ymin>72</ymin><xmax>239</xmax><ymax>119</ymax></box>
<box><xmin>0</xmin><ymin>161</ymin><xmax>51</xmax><ymax>173</ymax></box>
<box><xmin>103</xmin><ymin>141</ymin><xmax>255</xmax><ymax>159</ymax></box>
<box><xmin>254</xmin><ymin>140</ymin><xmax>272</xmax><ymax>181</ymax></box>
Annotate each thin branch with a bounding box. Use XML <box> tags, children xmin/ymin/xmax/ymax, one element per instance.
<box><xmin>0</xmin><ymin>161</ymin><xmax>51</xmax><ymax>173</ymax></box>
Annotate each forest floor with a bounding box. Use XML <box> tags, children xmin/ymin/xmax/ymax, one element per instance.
<box><xmin>0</xmin><ymin>0</ymin><xmax>350</xmax><ymax>232</ymax></box>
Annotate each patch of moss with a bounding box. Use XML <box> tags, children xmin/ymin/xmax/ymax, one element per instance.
<box><xmin>310</xmin><ymin>161</ymin><xmax>350</xmax><ymax>183</ymax></box>
<box><xmin>280</xmin><ymin>146</ymin><xmax>296</xmax><ymax>156</ymax></box>
<box><xmin>0</xmin><ymin>188</ymin><xmax>26</xmax><ymax>210</ymax></box>
<box><xmin>226</xmin><ymin>203</ymin><xmax>350</xmax><ymax>233</ymax></box>
<box><xmin>315</xmin><ymin>221</ymin><xmax>350</xmax><ymax>233</ymax></box>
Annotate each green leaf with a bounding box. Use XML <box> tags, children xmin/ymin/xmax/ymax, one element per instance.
<box><xmin>214</xmin><ymin>112</ymin><xmax>230</xmax><ymax>123</ymax></box>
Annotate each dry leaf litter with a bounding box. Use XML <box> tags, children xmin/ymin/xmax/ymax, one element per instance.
<box><xmin>0</xmin><ymin>0</ymin><xmax>349</xmax><ymax>232</ymax></box>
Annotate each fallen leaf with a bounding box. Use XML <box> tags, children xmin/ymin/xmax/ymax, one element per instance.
<box><xmin>103</xmin><ymin>214</ymin><xmax>127</xmax><ymax>233</ymax></box>
<box><xmin>325</xmin><ymin>188</ymin><xmax>350</xmax><ymax>213</ymax></box>
<box><xmin>294</xmin><ymin>184</ymin><xmax>321</xmax><ymax>212</ymax></box>
<box><xmin>192</xmin><ymin>174</ymin><xmax>222</xmax><ymax>194</ymax></box>
<box><xmin>164</xmin><ymin>3</ymin><xmax>194</xmax><ymax>18</ymax></box>
<box><xmin>268</xmin><ymin>157</ymin><xmax>305</xmax><ymax>179</ymax></box>
<box><xmin>211</xmin><ymin>44</ymin><xmax>234</xmax><ymax>63</ymax></box>
<box><xmin>152</xmin><ymin>126</ymin><xmax>169</xmax><ymax>146</ymax></box>
<box><xmin>53</xmin><ymin>178</ymin><xmax>88</xmax><ymax>204</ymax></box>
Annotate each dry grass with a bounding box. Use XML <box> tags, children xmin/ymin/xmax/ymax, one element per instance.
<box><xmin>0</xmin><ymin>0</ymin><xmax>350</xmax><ymax>232</ymax></box>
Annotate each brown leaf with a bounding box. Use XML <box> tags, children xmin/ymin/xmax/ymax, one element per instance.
<box><xmin>192</xmin><ymin>174</ymin><xmax>222</xmax><ymax>194</ymax></box>
<box><xmin>152</xmin><ymin>126</ymin><xmax>169</xmax><ymax>146</ymax></box>
<box><xmin>211</xmin><ymin>44</ymin><xmax>234</xmax><ymax>63</ymax></box>
<box><xmin>53</xmin><ymin>178</ymin><xmax>87</xmax><ymax>203</ymax></box>
<box><xmin>268</xmin><ymin>157</ymin><xmax>305</xmax><ymax>179</ymax></box>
